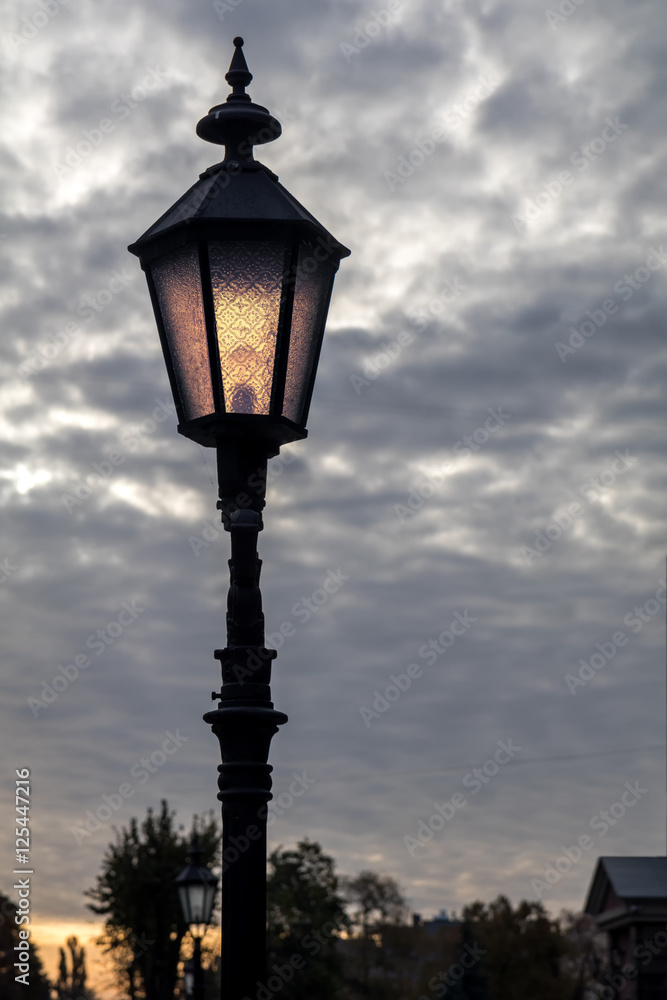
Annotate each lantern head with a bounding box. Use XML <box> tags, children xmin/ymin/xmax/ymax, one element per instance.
<box><xmin>175</xmin><ymin>839</ymin><xmax>218</xmax><ymax>932</ymax></box>
<box><xmin>129</xmin><ymin>37</ymin><xmax>350</xmax><ymax>456</ymax></box>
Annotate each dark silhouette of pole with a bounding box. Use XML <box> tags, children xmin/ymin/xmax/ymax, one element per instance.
<box><xmin>192</xmin><ymin>936</ymin><xmax>204</xmax><ymax>1000</ymax></box>
<box><xmin>203</xmin><ymin>442</ymin><xmax>287</xmax><ymax>998</ymax></box>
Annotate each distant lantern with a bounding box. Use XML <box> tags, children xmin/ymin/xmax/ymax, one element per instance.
<box><xmin>175</xmin><ymin>839</ymin><xmax>218</xmax><ymax>933</ymax></box>
<box><xmin>129</xmin><ymin>37</ymin><xmax>350</xmax><ymax>454</ymax></box>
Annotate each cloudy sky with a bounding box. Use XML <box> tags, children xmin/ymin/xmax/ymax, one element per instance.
<box><xmin>1</xmin><ymin>0</ymin><xmax>666</xmax><ymax>988</ymax></box>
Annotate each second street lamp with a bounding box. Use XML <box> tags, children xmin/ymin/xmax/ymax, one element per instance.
<box><xmin>175</xmin><ymin>839</ymin><xmax>219</xmax><ymax>1000</ymax></box>
<box><xmin>129</xmin><ymin>37</ymin><xmax>349</xmax><ymax>999</ymax></box>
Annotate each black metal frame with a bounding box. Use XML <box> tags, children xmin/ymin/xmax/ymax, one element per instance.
<box><xmin>198</xmin><ymin>240</ymin><xmax>226</xmax><ymax>415</ymax></box>
<box><xmin>297</xmin><ymin>260</ymin><xmax>338</xmax><ymax>431</ymax></box>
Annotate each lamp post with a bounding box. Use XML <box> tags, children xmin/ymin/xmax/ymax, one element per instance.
<box><xmin>175</xmin><ymin>839</ymin><xmax>219</xmax><ymax>1000</ymax></box>
<box><xmin>129</xmin><ymin>37</ymin><xmax>349</xmax><ymax>999</ymax></box>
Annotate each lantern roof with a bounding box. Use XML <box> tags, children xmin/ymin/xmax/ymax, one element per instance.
<box><xmin>129</xmin><ymin>162</ymin><xmax>349</xmax><ymax>252</ymax></box>
<box><xmin>128</xmin><ymin>37</ymin><xmax>350</xmax><ymax>264</ymax></box>
<box><xmin>175</xmin><ymin>837</ymin><xmax>218</xmax><ymax>892</ymax></box>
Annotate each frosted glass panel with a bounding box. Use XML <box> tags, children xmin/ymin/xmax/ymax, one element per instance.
<box><xmin>209</xmin><ymin>241</ymin><xmax>286</xmax><ymax>415</ymax></box>
<box><xmin>151</xmin><ymin>246</ymin><xmax>214</xmax><ymax>422</ymax></box>
<box><xmin>283</xmin><ymin>248</ymin><xmax>334</xmax><ymax>425</ymax></box>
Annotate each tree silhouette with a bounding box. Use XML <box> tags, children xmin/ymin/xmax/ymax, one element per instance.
<box><xmin>266</xmin><ymin>839</ymin><xmax>349</xmax><ymax>999</ymax></box>
<box><xmin>86</xmin><ymin>800</ymin><xmax>219</xmax><ymax>1000</ymax></box>
<box><xmin>342</xmin><ymin>869</ymin><xmax>408</xmax><ymax>994</ymax></box>
<box><xmin>56</xmin><ymin>935</ymin><xmax>97</xmax><ymax>1000</ymax></box>
<box><xmin>461</xmin><ymin>895</ymin><xmax>580</xmax><ymax>1000</ymax></box>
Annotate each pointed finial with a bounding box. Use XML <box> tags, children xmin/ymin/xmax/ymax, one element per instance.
<box><xmin>225</xmin><ymin>37</ymin><xmax>252</xmax><ymax>100</ymax></box>
<box><xmin>187</xmin><ymin>835</ymin><xmax>203</xmax><ymax>867</ymax></box>
<box><xmin>196</xmin><ymin>37</ymin><xmax>282</xmax><ymax>161</ymax></box>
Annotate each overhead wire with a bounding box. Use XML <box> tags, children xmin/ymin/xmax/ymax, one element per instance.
<box><xmin>274</xmin><ymin>743</ymin><xmax>667</xmax><ymax>785</ymax></box>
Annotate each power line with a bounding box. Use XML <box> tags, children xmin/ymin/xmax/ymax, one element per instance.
<box><xmin>282</xmin><ymin>743</ymin><xmax>667</xmax><ymax>785</ymax></box>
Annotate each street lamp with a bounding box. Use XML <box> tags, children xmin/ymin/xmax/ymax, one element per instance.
<box><xmin>175</xmin><ymin>839</ymin><xmax>219</xmax><ymax>1000</ymax></box>
<box><xmin>129</xmin><ymin>37</ymin><xmax>349</xmax><ymax>1000</ymax></box>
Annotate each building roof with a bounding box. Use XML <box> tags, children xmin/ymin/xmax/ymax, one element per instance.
<box><xmin>585</xmin><ymin>857</ymin><xmax>667</xmax><ymax>916</ymax></box>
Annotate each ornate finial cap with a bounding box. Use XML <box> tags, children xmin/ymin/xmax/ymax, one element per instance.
<box><xmin>225</xmin><ymin>36</ymin><xmax>252</xmax><ymax>97</ymax></box>
<box><xmin>186</xmin><ymin>835</ymin><xmax>204</xmax><ymax>867</ymax></box>
<box><xmin>196</xmin><ymin>37</ymin><xmax>281</xmax><ymax>162</ymax></box>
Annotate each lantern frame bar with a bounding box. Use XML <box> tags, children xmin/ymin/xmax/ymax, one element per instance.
<box><xmin>145</xmin><ymin>267</ymin><xmax>188</xmax><ymax>427</ymax></box>
<box><xmin>269</xmin><ymin>242</ymin><xmax>299</xmax><ymax>418</ymax></box>
<box><xmin>198</xmin><ymin>240</ymin><xmax>226</xmax><ymax>414</ymax></box>
<box><xmin>297</xmin><ymin>263</ymin><xmax>338</xmax><ymax>427</ymax></box>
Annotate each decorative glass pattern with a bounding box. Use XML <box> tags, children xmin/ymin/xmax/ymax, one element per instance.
<box><xmin>208</xmin><ymin>241</ymin><xmax>286</xmax><ymax>415</ymax></box>
<box><xmin>151</xmin><ymin>246</ymin><xmax>214</xmax><ymax>422</ymax></box>
<box><xmin>282</xmin><ymin>247</ymin><xmax>335</xmax><ymax>425</ymax></box>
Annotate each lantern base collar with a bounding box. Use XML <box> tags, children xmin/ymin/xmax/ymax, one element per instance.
<box><xmin>177</xmin><ymin>412</ymin><xmax>307</xmax><ymax>451</ymax></box>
